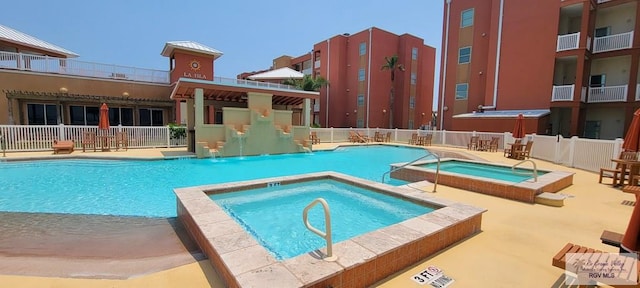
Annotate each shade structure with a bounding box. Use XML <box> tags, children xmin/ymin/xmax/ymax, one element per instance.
<box><xmin>512</xmin><ymin>113</ymin><xmax>526</xmax><ymax>139</ymax></box>
<box><xmin>623</xmin><ymin>108</ymin><xmax>640</xmax><ymax>152</ymax></box>
<box><xmin>98</xmin><ymin>103</ymin><xmax>109</xmax><ymax>130</ymax></box>
<box><xmin>621</xmin><ymin>193</ymin><xmax>640</xmax><ymax>255</ymax></box>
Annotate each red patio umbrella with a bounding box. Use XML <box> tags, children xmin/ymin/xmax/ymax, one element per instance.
<box><xmin>622</xmin><ymin>108</ymin><xmax>640</xmax><ymax>152</ymax></box>
<box><xmin>621</xmin><ymin>189</ymin><xmax>640</xmax><ymax>255</ymax></box>
<box><xmin>512</xmin><ymin>113</ymin><xmax>526</xmax><ymax>139</ymax></box>
<box><xmin>98</xmin><ymin>103</ymin><xmax>110</xmax><ymax>131</ymax></box>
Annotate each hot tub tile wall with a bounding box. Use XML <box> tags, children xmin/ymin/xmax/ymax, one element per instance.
<box><xmin>175</xmin><ymin>172</ymin><xmax>486</xmax><ymax>288</ymax></box>
<box><xmin>392</xmin><ymin>161</ymin><xmax>574</xmax><ymax>203</ymax></box>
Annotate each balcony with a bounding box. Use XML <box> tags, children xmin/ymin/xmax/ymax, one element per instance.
<box><xmin>557</xmin><ymin>32</ymin><xmax>580</xmax><ymax>52</ymax></box>
<box><xmin>313</xmin><ymin>102</ymin><xmax>320</xmax><ymax>112</ymax></box>
<box><xmin>587</xmin><ymin>85</ymin><xmax>628</xmax><ymax>103</ymax></box>
<box><xmin>0</xmin><ymin>51</ymin><xmax>169</xmax><ymax>84</ymax></box>
<box><xmin>592</xmin><ymin>31</ymin><xmax>634</xmax><ymax>53</ymax></box>
<box><xmin>552</xmin><ymin>84</ymin><xmax>575</xmax><ymax>101</ymax></box>
<box><xmin>314</xmin><ymin>60</ymin><xmax>321</xmax><ymax>68</ymax></box>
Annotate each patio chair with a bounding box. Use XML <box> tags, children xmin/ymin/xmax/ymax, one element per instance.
<box><xmin>503</xmin><ymin>139</ymin><xmax>522</xmax><ymax>157</ymax></box>
<box><xmin>384</xmin><ymin>132</ymin><xmax>391</xmax><ymax>142</ymax></box>
<box><xmin>81</xmin><ymin>131</ymin><xmax>97</xmax><ymax>152</ymax></box>
<box><xmin>115</xmin><ymin>131</ymin><xmax>128</xmax><ymax>151</ymax></box>
<box><xmin>52</xmin><ymin>140</ymin><xmax>75</xmax><ymax>154</ymax></box>
<box><xmin>599</xmin><ymin>151</ymin><xmax>638</xmax><ymax>185</ymax></box>
<box><xmin>356</xmin><ymin>131</ymin><xmax>370</xmax><ymax>143</ymax></box>
<box><xmin>409</xmin><ymin>133</ymin><xmax>418</xmax><ymax>145</ymax></box>
<box><xmin>422</xmin><ymin>134</ymin><xmax>433</xmax><ymax>146</ymax></box>
<box><xmin>488</xmin><ymin>137</ymin><xmax>500</xmax><ymax>152</ymax></box>
<box><xmin>374</xmin><ymin>131</ymin><xmax>384</xmax><ymax>142</ymax></box>
<box><xmin>512</xmin><ymin>141</ymin><xmax>533</xmax><ymax>160</ymax></box>
<box><xmin>309</xmin><ymin>131</ymin><xmax>320</xmax><ymax>144</ymax></box>
<box><xmin>467</xmin><ymin>136</ymin><xmax>479</xmax><ymax>150</ymax></box>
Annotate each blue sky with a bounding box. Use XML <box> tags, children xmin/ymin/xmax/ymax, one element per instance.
<box><xmin>4</xmin><ymin>0</ymin><xmax>444</xmax><ymax>109</ymax></box>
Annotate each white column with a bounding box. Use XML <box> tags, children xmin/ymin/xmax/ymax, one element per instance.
<box><xmin>195</xmin><ymin>88</ymin><xmax>204</xmax><ymax>127</ymax></box>
<box><xmin>304</xmin><ymin>98</ymin><xmax>311</xmax><ymax>126</ymax></box>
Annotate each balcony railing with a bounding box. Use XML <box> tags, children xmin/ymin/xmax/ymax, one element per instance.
<box><xmin>314</xmin><ymin>60</ymin><xmax>321</xmax><ymax>68</ymax></box>
<box><xmin>588</xmin><ymin>85</ymin><xmax>628</xmax><ymax>103</ymax></box>
<box><xmin>0</xmin><ymin>51</ymin><xmax>169</xmax><ymax>84</ymax></box>
<box><xmin>597</xmin><ymin>0</ymin><xmax>611</xmax><ymax>3</ymax></box>
<box><xmin>557</xmin><ymin>32</ymin><xmax>580</xmax><ymax>51</ymax></box>
<box><xmin>552</xmin><ymin>84</ymin><xmax>575</xmax><ymax>101</ymax></box>
<box><xmin>593</xmin><ymin>31</ymin><xmax>634</xmax><ymax>53</ymax></box>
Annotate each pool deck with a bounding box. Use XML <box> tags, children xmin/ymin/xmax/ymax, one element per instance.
<box><xmin>0</xmin><ymin>143</ymin><xmax>635</xmax><ymax>287</ymax></box>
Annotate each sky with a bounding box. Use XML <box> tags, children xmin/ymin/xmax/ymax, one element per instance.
<box><xmin>3</xmin><ymin>0</ymin><xmax>444</xmax><ymax>109</ymax></box>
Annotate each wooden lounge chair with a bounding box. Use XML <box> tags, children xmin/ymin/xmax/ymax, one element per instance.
<box><xmin>409</xmin><ymin>133</ymin><xmax>418</xmax><ymax>145</ymax></box>
<box><xmin>467</xmin><ymin>136</ymin><xmax>479</xmax><ymax>150</ymax></box>
<box><xmin>115</xmin><ymin>131</ymin><xmax>128</xmax><ymax>151</ymax></box>
<box><xmin>503</xmin><ymin>139</ymin><xmax>522</xmax><ymax>157</ymax></box>
<box><xmin>374</xmin><ymin>131</ymin><xmax>384</xmax><ymax>142</ymax></box>
<box><xmin>488</xmin><ymin>137</ymin><xmax>499</xmax><ymax>152</ymax></box>
<box><xmin>599</xmin><ymin>151</ymin><xmax>638</xmax><ymax>185</ymax></box>
<box><xmin>309</xmin><ymin>131</ymin><xmax>320</xmax><ymax>144</ymax></box>
<box><xmin>52</xmin><ymin>140</ymin><xmax>74</xmax><ymax>154</ymax></box>
<box><xmin>384</xmin><ymin>131</ymin><xmax>391</xmax><ymax>143</ymax></box>
<box><xmin>552</xmin><ymin>242</ymin><xmax>639</xmax><ymax>287</ymax></box>
<box><xmin>511</xmin><ymin>141</ymin><xmax>533</xmax><ymax>160</ymax></box>
<box><xmin>348</xmin><ymin>131</ymin><xmax>368</xmax><ymax>143</ymax></box>
<box><xmin>82</xmin><ymin>131</ymin><xmax>97</xmax><ymax>152</ymax></box>
<box><xmin>421</xmin><ymin>134</ymin><xmax>433</xmax><ymax>146</ymax></box>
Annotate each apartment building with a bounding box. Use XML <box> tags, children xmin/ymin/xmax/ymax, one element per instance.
<box><xmin>438</xmin><ymin>0</ymin><xmax>640</xmax><ymax>139</ymax></box>
<box><xmin>241</xmin><ymin>27</ymin><xmax>436</xmax><ymax>129</ymax></box>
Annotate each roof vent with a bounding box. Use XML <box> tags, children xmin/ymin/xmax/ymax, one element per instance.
<box><xmin>343</xmin><ymin>33</ymin><xmax>350</xmax><ymax>36</ymax></box>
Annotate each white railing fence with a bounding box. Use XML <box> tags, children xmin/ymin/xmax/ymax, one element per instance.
<box><xmin>0</xmin><ymin>124</ymin><xmax>186</xmax><ymax>152</ymax></box>
<box><xmin>0</xmin><ymin>51</ymin><xmax>169</xmax><ymax>84</ymax></box>
<box><xmin>588</xmin><ymin>85</ymin><xmax>628</xmax><ymax>103</ymax></box>
<box><xmin>557</xmin><ymin>32</ymin><xmax>580</xmax><ymax>51</ymax></box>
<box><xmin>592</xmin><ymin>31</ymin><xmax>634</xmax><ymax>53</ymax></box>
<box><xmin>552</xmin><ymin>84</ymin><xmax>575</xmax><ymax>101</ymax></box>
<box><xmin>310</xmin><ymin>128</ymin><xmax>625</xmax><ymax>174</ymax></box>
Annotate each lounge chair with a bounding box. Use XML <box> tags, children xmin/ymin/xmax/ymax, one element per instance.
<box><xmin>356</xmin><ymin>131</ymin><xmax>370</xmax><ymax>143</ymax></box>
<box><xmin>503</xmin><ymin>139</ymin><xmax>522</xmax><ymax>157</ymax></box>
<box><xmin>82</xmin><ymin>131</ymin><xmax>97</xmax><ymax>152</ymax></box>
<box><xmin>348</xmin><ymin>131</ymin><xmax>368</xmax><ymax>143</ymax></box>
<box><xmin>511</xmin><ymin>141</ymin><xmax>533</xmax><ymax>160</ymax></box>
<box><xmin>384</xmin><ymin>131</ymin><xmax>391</xmax><ymax>143</ymax></box>
<box><xmin>467</xmin><ymin>136</ymin><xmax>479</xmax><ymax>150</ymax></box>
<box><xmin>115</xmin><ymin>131</ymin><xmax>128</xmax><ymax>151</ymax></box>
<box><xmin>552</xmin><ymin>242</ymin><xmax>639</xmax><ymax>287</ymax></box>
<box><xmin>310</xmin><ymin>132</ymin><xmax>320</xmax><ymax>144</ymax></box>
<box><xmin>52</xmin><ymin>140</ymin><xmax>74</xmax><ymax>154</ymax></box>
<box><xmin>373</xmin><ymin>131</ymin><xmax>383</xmax><ymax>142</ymax></box>
<box><xmin>599</xmin><ymin>151</ymin><xmax>638</xmax><ymax>185</ymax></box>
<box><xmin>409</xmin><ymin>133</ymin><xmax>418</xmax><ymax>145</ymax></box>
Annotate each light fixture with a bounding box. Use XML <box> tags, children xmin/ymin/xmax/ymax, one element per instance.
<box><xmin>382</xmin><ymin>109</ymin><xmax>387</xmax><ymax>113</ymax></box>
<box><xmin>122</xmin><ymin>92</ymin><xmax>130</xmax><ymax>97</ymax></box>
<box><xmin>354</xmin><ymin>110</ymin><xmax>357</xmax><ymax>113</ymax></box>
<box><xmin>443</xmin><ymin>106</ymin><xmax>449</xmax><ymax>111</ymax></box>
<box><xmin>421</xmin><ymin>112</ymin><xmax>426</xmax><ymax>116</ymax></box>
<box><xmin>59</xmin><ymin>87</ymin><xmax>68</xmax><ymax>93</ymax></box>
<box><xmin>346</xmin><ymin>112</ymin><xmax>349</xmax><ymax>116</ymax></box>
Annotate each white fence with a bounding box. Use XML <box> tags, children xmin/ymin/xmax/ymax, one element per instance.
<box><xmin>311</xmin><ymin>127</ymin><xmax>625</xmax><ymax>174</ymax></box>
<box><xmin>0</xmin><ymin>125</ymin><xmax>187</xmax><ymax>151</ymax></box>
<box><xmin>556</xmin><ymin>32</ymin><xmax>580</xmax><ymax>51</ymax></box>
<box><xmin>592</xmin><ymin>31</ymin><xmax>634</xmax><ymax>53</ymax></box>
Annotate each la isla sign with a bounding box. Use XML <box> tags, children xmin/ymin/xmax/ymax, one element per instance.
<box><xmin>183</xmin><ymin>72</ymin><xmax>207</xmax><ymax>80</ymax></box>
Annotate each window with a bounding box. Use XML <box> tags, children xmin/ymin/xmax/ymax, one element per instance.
<box><xmin>359</xmin><ymin>42</ymin><xmax>367</xmax><ymax>55</ymax></box>
<box><xmin>590</xmin><ymin>74</ymin><xmax>605</xmax><ymax>87</ymax></box>
<box><xmin>358</xmin><ymin>68</ymin><xmax>365</xmax><ymax>81</ymax></box>
<box><xmin>455</xmin><ymin>83</ymin><xmax>469</xmax><ymax>100</ymax></box>
<box><xmin>458</xmin><ymin>47</ymin><xmax>471</xmax><ymax>64</ymax></box>
<box><xmin>408</xmin><ymin>120</ymin><xmax>414</xmax><ymax>130</ymax></box>
<box><xmin>357</xmin><ymin>94</ymin><xmax>365</xmax><ymax>106</ymax></box>
<box><xmin>409</xmin><ymin>96</ymin><xmax>416</xmax><ymax>109</ymax></box>
<box><xmin>412</xmin><ymin>47</ymin><xmax>418</xmax><ymax>60</ymax></box>
<box><xmin>108</xmin><ymin>107</ymin><xmax>134</xmax><ymax>126</ymax></box>
<box><xmin>595</xmin><ymin>27</ymin><xmax>610</xmax><ymax>37</ymax></box>
<box><xmin>70</xmin><ymin>105</ymin><xmax>99</xmax><ymax>125</ymax></box>
<box><xmin>27</xmin><ymin>103</ymin><xmax>58</xmax><ymax>125</ymax></box>
<box><xmin>411</xmin><ymin>73</ymin><xmax>417</xmax><ymax>85</ymax></box>
<box><xmin>357</xmin><ymin>119</ymin><xmax>364</xmax><ymax>128</ymax></box>
<box><xmin>139</xmin><ymin>108</ymin><xmax>164</xmax><ymax>126</ymax></box>
<box><xmin>461</xmin><ymin>8</ymin><xmax>474</xmax><ymax>27</ymax></box>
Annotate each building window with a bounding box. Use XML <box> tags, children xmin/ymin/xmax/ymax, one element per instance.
<box><xmin>458</xmin><ymin>47</ymin><xmax>471</xmax><ymax>64</ymax></box>
<box><xmin>455</xmin><ymin>83</ymin><xmax>469</xmax><ymax>100</ymax></box>
<box><xmin>408</xmin><ymin>120</ymin><xmax>414</xmax><ymax>130</ymax></box>
<box><xmin>357</xmin><ymin>119</ymin><xmax>364</xmax><ymax>128</ymax></box>
<box><xmin>139</xmin><ymin>108</ymin><xmax>164</xmax><ymax>126</ymax></box>
<box><xmin>412</xmin><ymin>47</ymin><xmax>418</xmax><ymax>60</ymax></box>
<box><xmin>357</xmin><ymin>94</ymin><xmax>365</xmax><ymax>106</ymax></box>
<box><xmin>595</xmin><ymin>27</ymin><xmax>610</xmax><ymax>37</ymax></box>
<box><xmin>409</xmin><ymin>96</ymin><xmax>416</xmax><ymax>109</ymax></box>
<box><xmin>359</xmin><ymin>42</ymin><xmax>366</xmax><ymax>55</ymax></box>
<box><xmin>411</xmin><ymin>73</ymin><xmax>417</xmax><ymax>85</ymax></box>
<box><xmin>27</xmin><ymin>103</ymin><xmax>58</xmax><ymax>125</ymax></box>
<box><xmin>461</xmin><ymin>8</ymin><xmax>474</xmax><ymax>27</ymax></box>
<box><xmin>70</xmin><ymin>105</ymin><xmax>99</xmax><ymax>125</ymax></box>
<box><xmin>108</xmin><ymin>107</ymin><xmax>134</xmax><ymax>126</ymax></box>
<box><xmin>358</xmin><ymin>68</ymin><xmax>365</xmax><ymax>81</ymax></box>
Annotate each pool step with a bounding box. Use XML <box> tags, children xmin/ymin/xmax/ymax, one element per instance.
<box><xmin>398</xmin><ymin>180</ymin><xmax>434</xmax><ymax>192</ymax></box>
<box><xmin>534</xmin><ymin>192</ymin><xmax>565</xmax><ymax>207</ymax></box>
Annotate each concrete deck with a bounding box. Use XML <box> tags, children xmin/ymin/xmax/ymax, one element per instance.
<box><xmin>0</xmin><ymin>143</ymin><xmax>635</xmax><ymax>287</ymax></box>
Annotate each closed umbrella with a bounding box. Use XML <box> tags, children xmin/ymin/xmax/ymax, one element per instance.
<box><xmin>512</xmin><ymin>113</ymin><xmax>526</xmax><ymax>139</ymax></box>
<box><xmin>623</xmin><ymin>108</ymin><xmax>640</xmax><ymax>152</ymax></box>
<box><xmin>98</xmin><ymin>103</ymin><xmax>110</xmax><ymax>131</ymax></box>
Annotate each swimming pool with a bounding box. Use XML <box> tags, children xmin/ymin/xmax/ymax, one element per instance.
<box><xmin>418</xmin><ymin>160</ymin><xmax>548</xmax><ymax>183</ymax></box>
<box><xmin>210</xmin><ymin>179</ymin><xmax>433</xmax><ymax>260</ymax></box>
<box><xmin>0</xmin><ymin>146</ymin><xmax>427</xmax><ymax>217</ymax></box>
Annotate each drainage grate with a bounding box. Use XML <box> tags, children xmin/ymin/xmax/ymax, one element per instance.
<box><xmin>622</xmin><ymin>200</ymin><xmax>636</xmax><ymax>206</ymax></box>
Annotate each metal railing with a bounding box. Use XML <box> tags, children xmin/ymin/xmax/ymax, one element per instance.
<box><xmin>512</xmin><ymin>159</ymin><xmax>538</xmax><ymax>182</ymax></box>
<box><xmin>588</xmin><ymin>85</ymin><xmax>628</xmax><ymax>103</ymax></box>
<box><xmin>557</xmin><ymin>32</ymin><xmax>580</xmax><ymax>51</ymax></box>
<box><xmin>209</xmin><ymin>76</ymin><xmax>302</xmax><ymax>92</ymax></box>
<box><xmin>593</xmin><ymin>31</ymin><xmax>634</xmax><ymax>53</ymax></box>
<box><xmin>0</xmin><ymin>51</ymin><xmax>169</xmax><ymax>83</ymax></box>
<box><xmin>382</xmin><ymin>150</ymin><xmax>440</xmax><ymax>192</ymax></box>
<box><xmin>302</xmin><ymin>198</ymin><xmax>337</xmax><ymax>261</ymax></box>
<box><xmin>552</xmin><ymin>84</ymin><xmax>575</xmax><ymax>101</ymax></box>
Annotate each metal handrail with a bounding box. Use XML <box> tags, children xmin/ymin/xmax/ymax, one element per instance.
<box><xmin>381</xmin><ymin>150</ymin><xmax>440</xmax><ymax>192</ymax></box>
<box><xmin>302</xmin><ymin>198</ymin><xmax>337</xmax><ymax>261</ymax></box>
<box><xmin>511</xmin><ymin>159</ymin><xmax>538</xmax><ymax>182</ymax></box>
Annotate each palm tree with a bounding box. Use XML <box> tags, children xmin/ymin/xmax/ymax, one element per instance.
<box><xmin>283</xmin><ymin>75</ymin><xmax>329</xmax><ymax>92</ymax></box>
<box><xmin>381</xmin><ymin>55</ymin><xmax>405</xmax><ymax>128</ymax></box>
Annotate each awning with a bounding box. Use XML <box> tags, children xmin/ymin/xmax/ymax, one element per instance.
<box><xmin>452</xmin><ymin>109</ymin><xmax>551</xmax><ymax>118</ymax></box>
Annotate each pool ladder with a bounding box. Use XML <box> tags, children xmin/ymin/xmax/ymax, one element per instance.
<box><xmin>511</xmin><ymin>159</ymin><xmax>538</xmax><ymax>182</ymax></box>
<box><xmin>381</xmin><ymin>151</ymin><xmax>441</xmax><ymax>192</ymax></box>
<box><xmin>302</xmin><ymin>198</ymin><xmax>337</xmax><ymax>261</ymax></box>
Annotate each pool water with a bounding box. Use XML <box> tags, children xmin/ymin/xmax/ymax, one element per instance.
<box><xmin>0</xmin><ymin>146</ymin><xmax>427</xmax><ymax>217</ymax></box>
<box><xmin>419</xmin><ymin>160</ymin><xmax>547</xmax><ymax>183</ymax></box>
<box><xmin>210</xmin><ymin>179</ymin><xmax>433</xmax><ymax>260</ymax></box>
